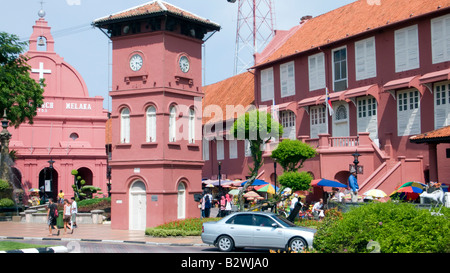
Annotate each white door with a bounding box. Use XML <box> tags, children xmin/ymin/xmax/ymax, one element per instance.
<box><xmin>129</xmin><ymin>181</ymin><xmax>147</xmax><ymax>231</ymax></box>
<box><xmin>332</xmin><ymin>101</ymin><xmax>350</xmax><ymax>137</ymax></box>
<box><xmin>177</xmin><ymin>183</ymin><xmax>186</xmax><ymax>219</ymax></box>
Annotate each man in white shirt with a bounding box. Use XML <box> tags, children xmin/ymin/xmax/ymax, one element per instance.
<box><xmin>290</xmin><ymin>193</ymin><xmax>298</xmax><ymax>211</ymax></box>
<box><xmin>70</xmin><ymin>197</ymin><xmax>78</xmax><ymax>230</ymax></box>
<box><xmin>312</xmin><ymin>198</ymin><xmax>324</xmax><ymax>220</ymax></box>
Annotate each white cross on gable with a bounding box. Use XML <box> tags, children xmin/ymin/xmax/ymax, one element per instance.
<box><xmin>32</xmin><ymin>62</ymin><xmax>51</xmax><ymax>80</ymax></box>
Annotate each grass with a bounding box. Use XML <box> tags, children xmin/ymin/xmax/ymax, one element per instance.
<box><xmin>0</xmin><ymin>241</ymin><xmax>51</xmax><ymax>251</ymax></box>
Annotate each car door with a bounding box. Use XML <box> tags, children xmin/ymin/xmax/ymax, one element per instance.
<box><xmin>225</xmin><ymin>214</ymin><xmax>254</xmax><ymax>247</ymax></box>
<box><xmin>252</xmin><ymin>215</ymin><xmax>285</xmax><ymax>248</ymax></box>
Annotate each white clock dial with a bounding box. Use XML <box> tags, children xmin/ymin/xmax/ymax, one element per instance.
<box><xmin>179</xmin><ymin>56</ymin><xmax>190</xmax><ymax>73</ymax></box>
<box><xmin>130</xmin><ymin>54</ymin><xmax>143</xmax><ymax>71</ymax></box>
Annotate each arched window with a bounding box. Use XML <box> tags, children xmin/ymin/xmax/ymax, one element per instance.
<box><xmin>121</xmin><ymin>108</ymin><xmax>130</xmax><ymax>143</ymax></box>
<box><xmin>189</xmin><ymin>108</ymin><xmax>195</xmax><ymax>143</ymax></box>
<box><xmin>177</xmin><ymin>182</ymin><xmax>186</xmax><ymax>219</ymax></box>
<box><xmin>169</xmin><ymin>106</ymin><xmax>176</xmax><ymax>142</ymax></box>
<box><xmin>146</xmin><ymin>106</ymin><xmax>156</xmax><ymax>142</ymax></box>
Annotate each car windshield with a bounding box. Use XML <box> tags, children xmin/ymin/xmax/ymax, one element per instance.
<box><xmin>273</xmin><ymin>215</ymin><xmax>296</xmax><ymax>227</ymax></box>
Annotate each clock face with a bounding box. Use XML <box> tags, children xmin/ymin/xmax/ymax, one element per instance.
<box><xmin>179</xmin><ymin>55</ymin><xmax>190</xmax><ymax>73</ymax></box>
<box><xmin>130</xmin><ymin>54</ymin><xmax>143</xmax><ymax>72</ymax></box>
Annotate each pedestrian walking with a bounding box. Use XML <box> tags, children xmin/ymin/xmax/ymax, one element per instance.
<box><xmin>348</xmin><ymin>170</ymin><xmax>359</xmax><ymax>202</ymax></box>
<box><xmin>70</xmin><ymin>197</ymin><xmax>78</xmax><ymax>231</ymax></box>
<box><xmin>219</xmin><ymin>196</ymin><xmax>226</xmax><ymax>217</ymax></box>
<box><xmin>203</xmin><ymin>192</ymin><xmax>212</xmax><ymax>218</ymax></box>
<box><xmin>63</xmin><ymin>199</ymin><xmax>72</xmax><ymax>234</ymax></box>
<box><xmin>225</xmin><ymin>194</ymin><xmax>232</xmax><ymax>216</ymax></box>
<box><xmin>47</xmin><ymin>198</ymin><xmax>59</xmax><ymax>236</ymax></box>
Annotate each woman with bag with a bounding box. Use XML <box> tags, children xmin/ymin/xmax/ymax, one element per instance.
<box><xmin>47</xmin><ymin>198</ymin><xmax>59</xmax><ymax>236</ymax></box>
<box><xmin>63</xmin><ymin>199</ymin><xmax>72</xmax><ymax>234</ymax></box>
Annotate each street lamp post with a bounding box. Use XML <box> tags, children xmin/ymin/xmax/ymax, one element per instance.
<box><xmin>47</xmin><ymin>158</ymin><xmax>55</xmax><ymax>200</ymax></box>
<box><xmin>273</xmin><ymin>159</ymin><xmax>277</xmax><ymax>213</ymax></box>
<box><xmin>352</xmin><ymin>151</ymin><xmax>360</xmax><ymax>179</ymax></box>
<box><xmin>218</xmin><ymin>161</ymin><xmax>222</xmax><ymax>196</ymax></box>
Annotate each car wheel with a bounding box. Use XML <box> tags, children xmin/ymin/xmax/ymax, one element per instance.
<box><xmin>287</xmin><ymin>237</ymin><xmax>307</xmax><ymax>253</ymax></box>
<box><xmin>216</xmin><ymin>235</ymin><xmax>234</xmax><ymax>252</ymax></box>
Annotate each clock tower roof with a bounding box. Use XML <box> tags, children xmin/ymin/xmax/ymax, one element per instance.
<box><xmin>93</xmin><ymin>1</ymin><xmax>220</xmax><ymax>34</ymax></box>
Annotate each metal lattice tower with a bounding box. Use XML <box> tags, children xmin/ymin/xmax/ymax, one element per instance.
<box><xmin>233</xmin><ymin>0</ymin><xmax>276</xmax><ymax>75</ymax></box>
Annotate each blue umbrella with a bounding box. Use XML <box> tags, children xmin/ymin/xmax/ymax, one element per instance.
<box><xmin>241</xmin><ymin>179</ymin><xmax>269</xmax><ymax>187</ymax></box>
<box><xmin>311</xmin><ymin>178</ymin><xmax>347</xmax><ymax>188</ymax></box>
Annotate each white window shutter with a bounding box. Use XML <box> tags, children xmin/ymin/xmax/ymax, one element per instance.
<box><xmin>202</xmin><ymin>138</ymin><xmax>209</xmax><ymax>161</ymax></box>
<box><xmin>229</xmin><ymin>139</ymin><xmax>238</xmax><ymax>159</ymax></box>
<box><xmin>261</xmin><ymin>68</ymin><xmax>274</xmax><ymax>101</ymax></box>
<box><xmin>217</xmin><ymin>140</ymin><xmax>224</xmax><ymax>160</ymax></box>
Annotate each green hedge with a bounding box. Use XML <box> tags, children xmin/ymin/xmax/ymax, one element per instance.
<box><xmin>313</xmin><ymin>202</ymin><xmax>450</xmax><ymax>253</ymax></box>
<box><xmin>145</xmin><ymin>217</ymin><xmax>220</xmax><ymax>237</ymax></box>
<box><xmin>0</xmin><ymin>198</ymin><xmax>15</xmax><ymax>207</ymax></box>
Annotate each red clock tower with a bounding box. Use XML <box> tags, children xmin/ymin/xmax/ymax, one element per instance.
<box><xmin>94</xmin><ymin>1</ymin><xmax>220</xmax><ymax>230</ymax></box>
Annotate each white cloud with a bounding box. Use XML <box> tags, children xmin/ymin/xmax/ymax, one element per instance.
<box><xmin>66</xmin><ymin>0</ymin><xmax>81</xmax><ymax>6</ymax></box>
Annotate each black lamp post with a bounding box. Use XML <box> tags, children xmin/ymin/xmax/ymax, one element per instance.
<box><xmin>218</xmin><ymin>161</ymin><xmax>222</xmax><ymax>196</ymax></box>
<box><xmin>273</xmin><ymin>159</ymin><xmax>277</xmax><ymax>213</ymax></box>
<box><xmin>352</xmin><ymin>151</ymin><xmax>360</xmax><ymax>178</ymax></box>
<box><xmin>47</xmin><ymin>158</ymin><xmax>55</xmax><ymax>200</ymax></box>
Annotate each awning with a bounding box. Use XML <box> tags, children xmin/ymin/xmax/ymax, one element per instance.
<box><xmin>419</xmin><ymin>68</ymin><xmax>450</xmax><ymax>93</ymax></box>
<box><xmin>316</xmin><ymin>91</ymin><xmax>345</xmax><ymax>104</ymax></box>
<box><xmin>298</xmin><ymin>95</ymin><xmax>323</xmax><ymax>108</ymax></box>
<box><xmin>383</xmin><ymin>75</ymin><xmax>425</xmax><ymax>96</ymax></box>
<box><xmin>270</xmin><ymin>101</ymin><xmax>297</xmax><ymax>113</ymax></box>
<box><xmin>420</xmin><ymin>68</ymin><xmax>450</xmax><ymax>84</ymax></box>
<box><xmin>343</xmin><ymin>84</ymin><xmax>380</xmax><ymax>102</ymax></box>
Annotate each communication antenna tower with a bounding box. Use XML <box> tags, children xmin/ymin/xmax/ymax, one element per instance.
<box><xmin>229</xmin><ymin>0</ymin><xmax>276</xmax><ymax>75</ymax></box>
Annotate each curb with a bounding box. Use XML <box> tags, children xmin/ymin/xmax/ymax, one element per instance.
<box><xmin>0</xmin><ymin>236</ymin><xmax>208</xmax><ymax>253</ymax></box>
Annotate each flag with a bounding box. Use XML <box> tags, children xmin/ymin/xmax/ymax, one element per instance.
<box><xmin>325</xmin><ymin>87</ymin><xmax>334</xmax><ymax>116</ymax></box>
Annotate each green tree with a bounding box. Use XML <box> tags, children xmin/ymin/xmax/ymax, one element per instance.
<box><xmin>232</xmin><ymin>110</ymin><xmax>283</xmax><ymax>211</ymax></box>
<box><xmin>0</xmin><ymin>32</ymin><xmax>44</xmax><ymax>127</ymax></box>
<box><xmin>271</xmin><ymin>139</ymin><xmax>317</xmax><ymax>172</ymax></box>
<box><xmin>270</xmin><ymin>139</ymin><xmax>316</xmax><ymax>207</ymax></box>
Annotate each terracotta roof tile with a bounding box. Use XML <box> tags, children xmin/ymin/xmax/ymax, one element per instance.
<box><xmin>257</xmin><ymin>0</ymin><xmax>450</xmax><ymax>66</ymax></box>
<box><xmin>410</xmin><ymin>125</ymin><xmax>450</xmax><ymax>143</ymax></box>
<box><xmin>94</xmin><ymin>0</ymin><xmax>220</xmax><ymax>29</ymax></box>
<box><xmin>202</xmin><ymin>72</ymin><xmax>255</xmax><ymax>124</ymax></box>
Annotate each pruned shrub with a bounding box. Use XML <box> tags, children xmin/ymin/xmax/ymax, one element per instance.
<box><xmin>313</xmin><ymin>202</ymin><xmax>450</xmax><ymax>253</ymax></box>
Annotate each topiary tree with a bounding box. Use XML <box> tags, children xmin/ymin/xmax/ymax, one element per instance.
<box><xmin>71</xmin><ymin>169</ymin><xmax>102</xmax><ymax>201</ymax></box>
<box><xmin>0</xmin><ymin>179</ymin><xmax>13</xmax><ymax>207</ymax></box>
<box><xmin>270</xmin><ymin>139</ymin><xmax>316</xmax><ymax>207</ymax></box>
<box><xmin>232</xmin><ymin>110</ymin><xmax>283</xmax><ymax>211</ymax></box>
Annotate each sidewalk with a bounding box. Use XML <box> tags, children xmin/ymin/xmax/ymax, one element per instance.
<box><xmin>0</xmin><ymin>221</ymin><xmax>206</xmax><ymax>248</ymax></box>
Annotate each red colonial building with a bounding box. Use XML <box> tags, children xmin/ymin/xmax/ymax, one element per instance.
<box><xmin>201</xmin><ymin>0</ymin><xmax>450</xmax><ymax>201</ymax></box>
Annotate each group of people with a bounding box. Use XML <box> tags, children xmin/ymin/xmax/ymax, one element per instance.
<box><xmin>199</xmin><ymin>191</ymin><xmax>234</xmax><ymax>218</ymax></box>
<box><xmin>47</xmin><ymin>196</ymin><xmax>78</xmax><ymax>236</ymax></box>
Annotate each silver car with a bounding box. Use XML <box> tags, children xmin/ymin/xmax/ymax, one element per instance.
<box><xmin>201</xmin><ymin>211</ymin><xmax>316</xmax><ymax>252</ymax></box>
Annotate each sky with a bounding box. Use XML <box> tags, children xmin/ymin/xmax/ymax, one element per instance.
<box><xmin>2</xmin><ymin>0</ymin><xmax>357</xmax><ymax>111</ymax></box>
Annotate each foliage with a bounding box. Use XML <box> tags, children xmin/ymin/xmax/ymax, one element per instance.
<box><xmin>0</xmin><ymin>179</ymin><xmax>11</xmax><ymax>192</ymax></box>
<box><xmin>0</xmin><ymin>198</ymin><xmax>15</xmax><ymax>207</ymax></box>
<box><xmin>0</xmin><ymin>32</ymin><xmax>44</xmax><ymax>127</ymax></box>
<box><xmin>71</xmin><ymin>169</ymin><xmax>102</xmax><ymax>201</ymax></box>
<box><xmin>313</xmin><ymin>202</ymin><xmax>450</xmax><ymax>253</ymax></box>
<box><xmin>278</xmin><ymin>171</ymin><xmax>313</xmax><ymax>192</ymax></box>
<box><xmin>271</xmin><ymin>139</ymin><xmax>317</xmax><ymax>172</ymax></box>
<box><xmin>232</xmin><ymin>110</ymin><xmax>283</xmax><ymax>211</ymax></box>
<box><xmin>78</xmin><ymin>197</ymin><xmax>111</xmax><ymax>208</ymax></box>
<box><xmin>145</xmin><ymin>217</ymin><xmax>220</xmax><ymax>237</ymax></box>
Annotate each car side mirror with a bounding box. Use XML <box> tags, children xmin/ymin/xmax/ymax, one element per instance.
<box><xmin>272</xmin><ymin>223</ymin><xmax>279</xmax><ymax>228</ymax></box>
